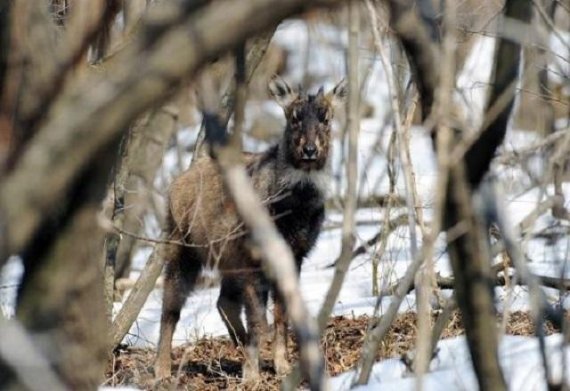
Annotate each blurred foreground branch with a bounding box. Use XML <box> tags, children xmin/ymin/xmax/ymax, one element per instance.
<box><xmin>203</xmin><ymin>112</ymin><xmax>326</xmax><ymax>390</ymax></box>
<box><xmin>0</xmin><ymin>319</ymin><xmax>66</xmax><ymax>391</ymax></box>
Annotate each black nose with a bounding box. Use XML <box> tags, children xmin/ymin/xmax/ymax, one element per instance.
<box><xmin>303</xmin><ymin>144</ymin><xmax>317</xmax><ymax>159</ymax></box>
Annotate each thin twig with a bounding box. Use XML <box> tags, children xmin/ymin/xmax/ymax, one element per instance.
<box><xmin>325</xmin><ymin>214</ymin><xmax>409</xmax><ymax>268</ymax></box>
<box><xmin>495</xmin><ymin>128</ymin><xmax>568</xmax><ymax>165</ymax></box>
<box><xmin>192</xmin><ymin>30</ymin><xmax>275</xmax><ymax>163</ymax></box>
<box><xmin>317</xmin><ymin>0</ymin><xmax>360</xmax><ymax>333</ymax></box>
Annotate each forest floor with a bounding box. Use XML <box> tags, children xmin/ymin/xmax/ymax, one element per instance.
<box><xmin>104</xmin><ymin>311</ymin><xmax>559</xmax><ymax>390</ymax></box>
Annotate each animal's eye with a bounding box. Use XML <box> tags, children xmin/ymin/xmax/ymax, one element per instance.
<box><xmin>318</xmin><ymin>109</ymin><xmax>329</xmax><ymax>124</ymax></box>
<box><xmin>291</xmin><ymin>110</ymin><xmax>303</xmax><ymax>126</ymax></box>
<box><xmin>292</xmin><ymin>110</ymin><xmax>304</xmax><ymax>124</ymax></box>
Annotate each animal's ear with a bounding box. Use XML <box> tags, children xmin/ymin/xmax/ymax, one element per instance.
<box><xmin>326</xmin><ymin>79</ymin><xmax>348</xmax><ymax>107</ymax></box>
<box><xmin>268</xmin><ymin>75</ymin><xmax>298</xmax><ymax>108</ymax></box>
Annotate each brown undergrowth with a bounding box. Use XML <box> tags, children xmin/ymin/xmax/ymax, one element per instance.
<box><xmin>105</xmin><ymin>311</ymin><xmax>558</xmax><ymax>390</ymax></box>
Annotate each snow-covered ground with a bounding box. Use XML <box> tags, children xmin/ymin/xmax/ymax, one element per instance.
<box><xmin>2</xmin><ymin>17</ymin><xmax>570</xmax><ymax>391</ymax></box>
<box><xmin>333</xmin><ymin>334</ymin><xmax>570</xmax><ymax>391</ymax></box>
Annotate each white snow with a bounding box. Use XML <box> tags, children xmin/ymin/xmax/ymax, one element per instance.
<box><xmin>333</xmin><ymin>334</ymin><xmax>569</xmax><ymax>391</ymax></box>
<box><xmin>0</xmin><ymin>256</ymin><xmax>23</xmax><ymax>319</ymax></box>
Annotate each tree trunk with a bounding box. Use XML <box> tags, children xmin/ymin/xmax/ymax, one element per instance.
<box><xmin>104</xmin><ymin>105</ymin><xmax>178</xmax><ymax>294</ymax></box>
<box><xmin>0</xmin><ymin>144</ymin><xmax>114</xmax><ymax>389</ymax></box>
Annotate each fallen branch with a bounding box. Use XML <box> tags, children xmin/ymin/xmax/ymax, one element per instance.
<box><xmin>382</xmin><ymin>259</ymin><xmax>510</xmax><ymax>296</ymax></box>
<box><xmin>325</xmin><ymin>214</ymin><xmax>409</xmax><ymax>268</ymax></box>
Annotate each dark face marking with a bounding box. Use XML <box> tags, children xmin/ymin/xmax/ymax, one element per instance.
<box><xmin>284</xmin><ymin>93</ymin><xmax>333</xmax><ymax>171</ymax></box>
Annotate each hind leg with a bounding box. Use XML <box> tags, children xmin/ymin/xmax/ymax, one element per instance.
<box><xmin>155</xmin><ymin>245</ymin><xmax>201</xmax><ymax>379</ymax></box>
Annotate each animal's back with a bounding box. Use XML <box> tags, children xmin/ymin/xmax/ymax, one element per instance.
<box><xmin>168</xmin><ymin>154</ymin><xmax>262</xmax><ymax>268</ymax></box>
<box><xmin>167</xmin><ymin>150</ymin><xmax>326</xmax><ymax>267</ymax></box>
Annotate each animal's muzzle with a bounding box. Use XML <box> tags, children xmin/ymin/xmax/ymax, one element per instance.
<box><xmin>302</xmin><ymin>144</ymin><xmax>318</xmax><ymax>160</ymax></box>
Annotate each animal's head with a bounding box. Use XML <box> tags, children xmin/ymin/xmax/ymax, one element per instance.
<box><xmin>269</xmin><ymin>76</ymin><xmax>347</xmax><ymax>171</ymax></box>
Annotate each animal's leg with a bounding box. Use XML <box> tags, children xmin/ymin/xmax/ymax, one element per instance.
<box><xmin>256</xmin><ymin>277</ymin><xmax>270</xmax><ymax>339</ymax></box>
<box><xmin>217</xmin><ymin>277</ymin><xmax>247</xmax><ymax>346</ymax></box>
<box><xmin>272</xmin><ymin>290</ymin><xmax>291</xmax><ymax>375</ymax></box>
<box><xmin>155</xmin><ymin>245</ymin><xmax>201</xmax><ymax>379</ymax></box>
<box><xmin>272</xmin><ymin>258</ymin><xmax>301</xmax><ymax>375</ymax></box>
<box><xmin>242</xmin><ymin>278</ymin><xmax>268</xmax><ymax>381</ymax></box>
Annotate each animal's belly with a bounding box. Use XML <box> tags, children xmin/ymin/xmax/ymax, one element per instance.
<box><xmin>182</xmin><ymin>213</ymin><xmax>248</xmax><ymax>269</ymax></box>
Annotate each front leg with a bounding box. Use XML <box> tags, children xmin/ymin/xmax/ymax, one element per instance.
<box><xmin>242</xmin><ymin>278</ymin><xmax>268</xmax><ymax>381</ymax></box>
<box><xmin>272</xmin><ymin>256</ymin><xmax>302</xmax><ymax>375</ymax></box>
<box><xmin>272</xmin><ymin>291</ymin><xmax>291</xmax><ymax>375</ymax></box>
<box><xmin>217</xmin><ymin>277</ymin><xmax>247</xmax><ymax>346</ymax></box>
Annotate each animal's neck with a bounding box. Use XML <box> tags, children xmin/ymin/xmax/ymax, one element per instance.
<box><xmin>273</xmin><ymin>141</ymin><xmax>328</xmax><ymax>195</ymax></box>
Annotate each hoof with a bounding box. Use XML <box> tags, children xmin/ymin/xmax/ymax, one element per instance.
<box><xmin>242</xmin><ymin>345</ymin><xmax>260</xmax><ymax>381</ymax></box>
<box><xmin>273</xmin><ymin>338</ymin><xmax>291</xmax><ymax>375</ymax></box>
<box><xmin>242</xmin><ymin>361</ymin><xmax>261</xmax><ymax>382</ymax></box>
<box><xmin>154</xmin><ymin>360</ymin><xmax>172</xmax><ymax>380</ymax></box>
<box><xmin>274</xmin><ymin>355</ymin><xmax>291</xmax><ymax>376</ymax></box>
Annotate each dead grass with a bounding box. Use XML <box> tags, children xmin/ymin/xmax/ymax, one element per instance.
<box><xmin>105</xmin><ymin>311</ymin><xmax>559</xmax><ymax>390</ymax></box>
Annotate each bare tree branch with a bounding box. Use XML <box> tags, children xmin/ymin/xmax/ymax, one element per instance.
<box><xmin>1</xmin><ymin>158</ymin><xmax>111</xmax><ymax>388</ymax></box>
<box><xmin>326</xmin><ymin>214</ymin><xmax>409</xmax><ymax>268</ymax></box>
<box><xmin>103</xmin><ymin>105</ymin><xmax>179</xmax><ymax>321</ymax></box>
<box><xmin>191</xmin><ymin>30</ymin><xmax>275</xmax><ymax>163</ymax></box>
<box><xmin>0</xmin><ymin>1</ymin><xmax>12</xmax><ymax>168</ymax></box>
<box><xmin>111</xmin><ymin>231</ymin><xmax>170</xmax><ymax>348</ymax></box>
<box><xmin>354</xmin><ymin>238</ymin><xmax>424</xmax><ymax>385</ymax></box>
<box><xmin>317</xmin><ymin>0</ymin><xmax>360</xmax><ymax>332</ymax></box>
<box><xmin>495</xmin><ymin>128</ymin><xmax>568</xmax><ymax>165</ymax></box>
<box><xmin>360</xmin><ymin>0</ymin><xmax>534</xmax><ymax>389</ymax></box>
<box><xmin>387</xmin><ymin>0</ymin><xmax>440</xmax><ymax>120</ymax></box>
<box><xmin>0</xmin><ymin>0</ymin><xmax>348</xmax><ymax>265</ymax></box>
<box><xmin>204</xmin><ymin>112</ymin><xmax>326</xmax><ymax>390</ymax></box>
<box><xmin>113</xmin><ymin>106</ymin><xmax>179</xmax><ymax>279</ymax></box>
